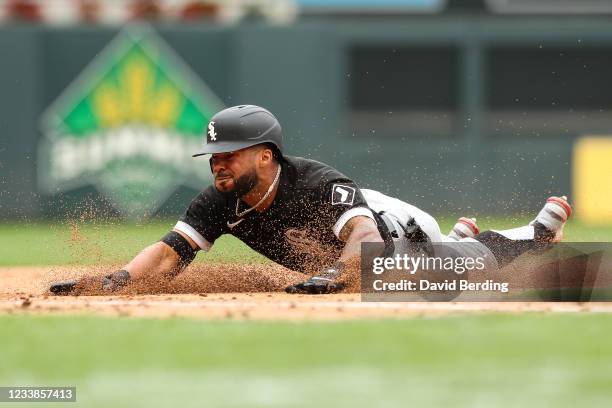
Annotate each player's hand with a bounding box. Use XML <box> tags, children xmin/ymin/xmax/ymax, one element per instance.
<box><xmin>49</xmin><ymin>279</ymin><xmax>78</xmax><ymax>295</ymax></box>
<box><xmin>49</xmin><ymin>270</ymin><xmax>131</xmax><ymax>295</ymax></box>
<box><xmin>102</xmin><ymin>270</ymin><xmax>131</xmax><ymax>291</ymax></box>
<box><xmin>285</xmin><ymin>264</ymin><xmax>345</xmax><ymax>294</ymax></box>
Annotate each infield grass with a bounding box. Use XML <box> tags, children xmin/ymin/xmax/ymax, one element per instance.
<box><xmin>1</xmin><ymin>313</ymin><xmax>611</xmax><ymax>408</ymax></box>
<box><xmin>0</xmin><ymin>220</ymin><xmax>267</xmax><ymax>266</ymax></box>
<box><xmin>1</xmin><ymin>218</ymin><xmax>611</xmax><ymax>266</ymax></box>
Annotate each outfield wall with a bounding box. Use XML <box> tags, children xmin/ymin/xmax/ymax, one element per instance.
<box><xmin>2</xmin><ymin>16</ymin><xmax>612</xmax><ymax>219</ymax></box>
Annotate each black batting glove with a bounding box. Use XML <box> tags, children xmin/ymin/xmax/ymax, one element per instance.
<box><xmin>49</xmin><ymin>280</ymin><xmax>78</xmax><ymax>295</ymax></box>
<box><xmin>285</xmin><ymin>276</ymin><xmax>344</xmax><ymax>294</ymax></box>
<box><xmin>285</xmin><ymin>263</ymin><xmax>345</xmax><ymax>294</ymax></box>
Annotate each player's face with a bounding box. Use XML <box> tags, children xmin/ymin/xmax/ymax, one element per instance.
<box><xmin>210</xmin><ymin>148</ymin><xmax>259</xmax><ymax>196</ymax></box>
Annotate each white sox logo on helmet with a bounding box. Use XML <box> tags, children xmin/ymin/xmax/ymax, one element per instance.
<box><xmin>208</xmin><ymin>121</ymin><xmax>217</xmax><ymax>141</ymax></box>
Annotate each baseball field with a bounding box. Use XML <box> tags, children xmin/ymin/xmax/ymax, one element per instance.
<box><xmin>2</xmin><ymin>218</ymin><xmax>612</xmax><ymax>407</ymax></box>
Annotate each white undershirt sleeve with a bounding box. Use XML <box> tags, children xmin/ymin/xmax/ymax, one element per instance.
<box><xmin>173</xmin><ymin>221</ymin><xmax>212</xmax><ymax>251</ymax></box>
<box><xmin>332</xmin><ymin>206</ymin><xmax>376</xmax><ymax>239</ymax></box>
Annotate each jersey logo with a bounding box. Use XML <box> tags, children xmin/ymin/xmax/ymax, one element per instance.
<box><xmin>208</xmin><ymin>121</ymin><xmax>217</xmax><ymax>141</ymax></box>
<box><xmin>227</xmin><ymin>218</ymin><xmax>244</xmax><ymax>229</ymax></box>
<box><xmin>331</xmin><ymin>184</ymin><xmax>356</xmax><ymax>206</ymax></box>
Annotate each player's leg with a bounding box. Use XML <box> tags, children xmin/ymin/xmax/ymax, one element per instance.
<box><xmin>360</xmin><ymin>188</ymin><xmax>445</xmax><ymax>245</ymax></box>
<box><xmin>472</xmin><ymin>196</ymin><xmax>572</xmax><ymax>267</ymax></box>
<box><xmin>361</xmin><ymin>188</ymin><xmax>501</xmax><ymax>271</ymax></box>
<box><xmin>446</xmin><ymin>217</ymin><xmax>479</xmax><ymax>241</ymax></box>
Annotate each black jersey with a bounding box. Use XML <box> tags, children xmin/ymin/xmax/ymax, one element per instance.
<box><xmin>175</xmin><ymin>155</ymin><xmax>375</xmax><ymax>273</ymax></box>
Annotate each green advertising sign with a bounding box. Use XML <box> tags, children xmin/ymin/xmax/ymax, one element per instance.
<box><xmin>39</xmin><ymin>25</ymin><xmax>223</xmax><ymax>219</ymax></box>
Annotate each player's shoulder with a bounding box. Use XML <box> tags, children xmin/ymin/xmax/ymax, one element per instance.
<box><xmin>283</xmin><ymin>155</ymin><xmax>355</xmax><ymax>190</ymax></box>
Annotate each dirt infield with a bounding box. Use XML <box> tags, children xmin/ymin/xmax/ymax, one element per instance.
<box><xmin>2</xmin><ymin>266</ymin><xmax>612</xmax><ymax>320</ymax></box>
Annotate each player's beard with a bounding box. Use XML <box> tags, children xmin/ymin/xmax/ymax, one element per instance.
<box><xmin>215</xmin><ymin>169</ymin><xmax>259</xmax><ymax>199</ymax></box>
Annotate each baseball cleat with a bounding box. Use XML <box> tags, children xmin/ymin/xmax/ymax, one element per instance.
<box><xmin>530</xmin><ymin>195</ymin><xmax>572</xmax><ymax>242</ymax></box>
<box><xmin>49</xmin><ymin>280</ymin><xmax>77</xmax><ymax>295</ymax></box>
<box><xmin>447</xmin><ymin>217</ymin><xmax>480</xmax><ymax>241</ymax></box>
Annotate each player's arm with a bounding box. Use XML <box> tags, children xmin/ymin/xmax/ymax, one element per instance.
<box><xmin>286</xmin><ymin>214</ymin><xmax>383</xmax><ymax>295</ymax></box>
<box><xmin>50</xmin><ymin>189</ymin><xmax>220</xmax><ymax>295</ymax></box>
<box><xmin>49</xmin><ymin>229</ymin><xmax>200</xmax><ymax>294</ymax></box>
<box><xmin>98</xmin><ymin>226</ymin><xmax>203</xmax><ymax>289</ymax></box>
<box><xmin>121</xmin><ymin>229</ymin><xmax>198</xmax><ymax>281</ymax></box>
<box><xmin>117</xmin><ymin>189</ymin><xmax>220</xmax><ymax>287</ymax></box>
<box><xmin>337</xmin><ymin>215</ymin><xmax>383</xmax><ymax>263</ymax></box>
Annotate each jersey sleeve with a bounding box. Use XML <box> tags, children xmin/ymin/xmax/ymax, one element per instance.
<box><xmin>319</xmin><ymin>177</ymin><xmax>375</xmax><ymax>239</ymax></box>
<box><xmin>173</xmin><ymin>186</ymin><xmax>226</xmax><ymax>251</ymax></box>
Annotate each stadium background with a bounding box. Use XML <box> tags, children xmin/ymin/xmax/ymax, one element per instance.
<box><xmin>1</xmin><ymin>0</ymin><xmax>612</xmax><ymax>223</ymax></box>
<box><xmin>1</xmin><ymin>1</ymin><xmax>612</xmax><ymax>407</ymax></box>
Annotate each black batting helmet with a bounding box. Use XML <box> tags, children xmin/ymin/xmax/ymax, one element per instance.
<box><xmin>192</xmin><ymin>105</ymin><xmax>283</xmax><ymax>157</ymax></box>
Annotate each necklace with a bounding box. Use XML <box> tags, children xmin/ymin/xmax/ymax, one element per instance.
<box><xmin>235</xmin><ymin>165</ymin><xmax>281</xmax><ymax>218</ymax></box>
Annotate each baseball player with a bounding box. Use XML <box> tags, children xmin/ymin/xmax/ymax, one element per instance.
<box><xmin>50</xmin><ymin>105</ymin><xmax>572</xmax><ymax>295</ymax></box>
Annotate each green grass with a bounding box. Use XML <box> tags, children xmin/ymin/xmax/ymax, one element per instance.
<box><xmin>0</xmin><ymin>218</ymin><xmax>610</xmax><ymax>266</ymax></box>
<box><xmin>1</xmin><ymin>314</ymin><xmax>611</xmax><ymax>407</ymax></box>
<box><xmin>0</xmin><ymin>220</ymin><xmax>267</xmax><ymax>266</ymax></box>
<box><xmin>2</xmin><ymin>220</ymin><xmax>611</xmax><ymax>407</ymax></box>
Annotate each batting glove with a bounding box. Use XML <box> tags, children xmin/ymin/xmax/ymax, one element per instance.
<box><xmin>49</xmin><ymin>280</ymin><xmax>78</xmax><ymax>295</ymax></box>
<box><xmin>285</xmin><ymin>264</ymin><xmax>345</xmax><ymax>294</ymax></box>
